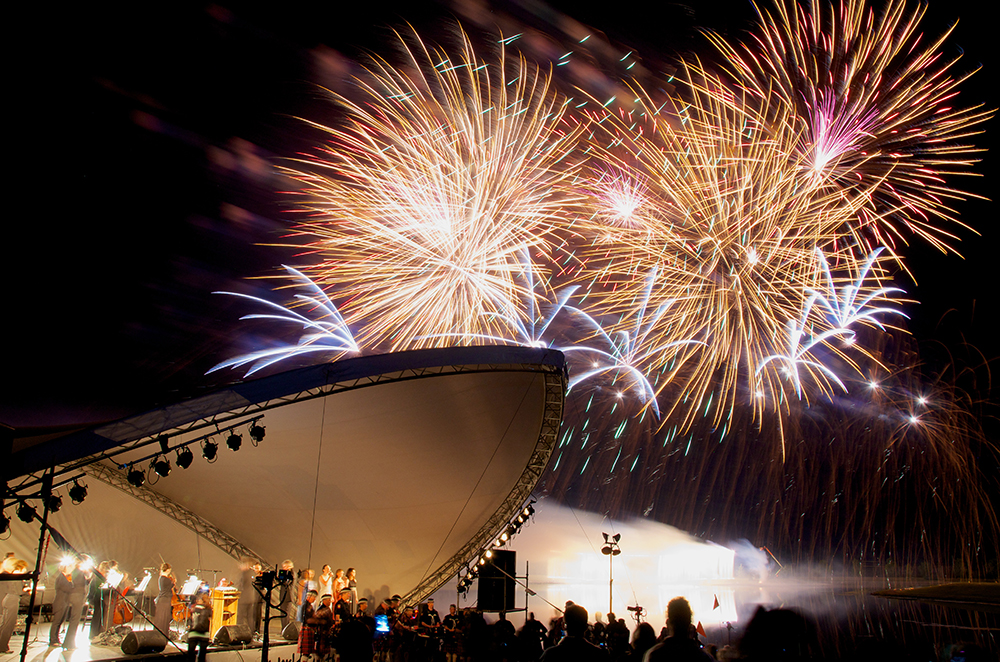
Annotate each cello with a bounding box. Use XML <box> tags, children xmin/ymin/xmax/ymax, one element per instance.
<box><xmin>111</xmin><ymin>573</ymin><xmax>134</xmax><ymax>625</ymax></box>
<box><xmin>172</xmin><ymin>586</ymin><xmax>191</xmax><ymax>624</ymax></box>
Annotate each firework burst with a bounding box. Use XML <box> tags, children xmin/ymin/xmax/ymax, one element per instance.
<box><xmin>280</xmin><ymin>26</ymin><xmax>585</xmax><ymax>351</ymax></box>
<box><xmin>574</xmin><ymin>66</ymin><xmax>893</xmax><ymax>441</ymax></box>
<box><xmin>704</xmin><ymin>0</ymin><xmax>994</xmax><ymax>258</ymax></box>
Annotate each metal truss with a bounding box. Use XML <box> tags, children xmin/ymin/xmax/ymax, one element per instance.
<box><xmin>81</xmin><ymin>463</ymin><xmax>268</xmax><ymax>567</ymax></box>
<box><xmin>401</xmin><ymin>367</ymin><xmax>565</xmax><ymax>606</ymax></box>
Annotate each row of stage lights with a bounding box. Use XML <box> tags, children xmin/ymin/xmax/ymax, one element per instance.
<box><xmin>0</xmin><ymin>479</ymin><xmax>88</xmax><ymax>535</ymax></box>
<box><xmin>457</xmin><ymin>500</ymin><xmax>535</xmax><ymax>594</ymax></box>
<box><xmin>3</xmin><ymin>417</ymin><xmax>268</xmax><ymax>531</ymax></box>
<box><xmin>125</xmin><ymin>418</ymin><xmax>266</xmax><ymax>487</ymax></box>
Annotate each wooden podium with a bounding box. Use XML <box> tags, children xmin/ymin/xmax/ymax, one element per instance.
<box><xmin>210</xmin><ymin>588</ymin><xmax>241</xmax><ymax>638</ymax></box>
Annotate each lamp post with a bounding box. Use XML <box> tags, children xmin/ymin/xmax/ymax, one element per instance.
<box><xmin>601</xmin><ymin>532</ymin><xmax>621</xmax><ymax>617</ymax></box>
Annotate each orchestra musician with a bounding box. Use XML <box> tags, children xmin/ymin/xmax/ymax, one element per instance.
<box><xmin>154</xmin><ymin>563</ymin><xmax>176</xmax><ymax>633</ymax></box>
<box><xmin>0</xmin><ymin>558</ymin><xmax>28</xmax><ymax>654</ymax></box>
<box><xmin>88</xmin><ymin>561</ymin><xmax>110</xmax><ymax>639</ymax></box>
<box><xmin>236</xmin><ymin>557</ymin><xmax>256</xmax><ymax>631</ymax></box>
<box><xmin>49</xmin><ymin>554</ymin><xmax>92</xmax><ymax>649</ymax></box>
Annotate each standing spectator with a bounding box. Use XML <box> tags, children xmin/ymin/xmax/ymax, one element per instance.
<box><xmin>539</xmin><ymin>604</ymin><xmax>609</xmax><ymax>661</ymax></box>
<box><xmin>643</xmin><ymin>597</ymin><xmax>713</xmax><ymax>662</ymax></box>
<box><xmin>628</xmin><ymin>623</ymin><xmax>657</xmax><ymax>661</ymax></box>
<box><xmin>187</xmin><ymin>591</ymin><xmax>213</xmax><ymax>662</ymax></box>
<box><xmin>517</xmin><ymin>611</ymin><xmax>547</xmax><ymax>661</ymax></box>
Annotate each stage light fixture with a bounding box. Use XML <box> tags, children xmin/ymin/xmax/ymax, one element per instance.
<box><xmin>203</xmin><ymin>440</ymin><xmax>219</xmax><ymax>461</ymax></box>
<box><xmin>176</xmin><ymin>447</ymin><xmax>194</xmax><ymax>469</ymax></box>
<box><xmin>68</xmin><ymin>481</ymin><xmax>88</xmax><ymax>504</ymax></box>
<box><xmin>0</xmin><ymin>513</ymin><xmax>9</xmax><ymax>535</ymax></box>
<box><xmin>249</xmin><ymin>422</ymin><xmax>265</xmax><ymax>444</ymax></box>
<box><xmin>226</xmin><ymin>432</ymin><xmax>242</xmax><ymax>451</ymax></box>
<box><xmin>17</xmin><ymin>502</ymin><xmax>36</xmax><ymax>523</ymax></box>
<box><xmin>127</xmin><ymin>465</ymin><xmax>146</xmax><ymax>488</ymax></box>
<box><xmin>46</xmin><ymin>493</ymin><xmax>63</xmax><ymax>513</ymax></box>
<box><xmin>153</xmin><ymin>457</ymin><xmax>171</xmax><ymax>477</ymax></box>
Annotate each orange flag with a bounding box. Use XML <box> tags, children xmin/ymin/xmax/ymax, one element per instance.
<box><xmin>713</xmin><ymin>594</ymin><xmax>720</xmax><ymax>610</ymax></box>
<box><xmin>696</xmin><ymin>621</ymin><xmax>707</xmax><ymax>637</ymax></box>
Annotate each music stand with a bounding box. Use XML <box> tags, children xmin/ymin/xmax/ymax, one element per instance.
<box><xmin>134</xmin><ymin>572</ymin><xmax>152</xmax><ymax>592</ymax></box>
<box><xmin>180</xmin><ymin>575</ymin><xmax>203</xmax><ymax>597</ymax></box>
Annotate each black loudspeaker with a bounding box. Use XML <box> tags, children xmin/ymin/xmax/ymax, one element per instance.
<box><xmin>281</xmin><ymin>621</ymin><xmax>300</xmax><ymax>641</ymax></box>
<box><xmin>478</xmin><ymin>549</ymin><xmax>516</xmax><ymax>612</ymax></box>
<box><xmin>120</xmin><ymin>630</ymin><xmax>167</xmax><ymax>655</ymax></box>
<box><xmin>214</xmin><ymin>623</ymin><xmax>253</xmax><ymax>645</ymax></box>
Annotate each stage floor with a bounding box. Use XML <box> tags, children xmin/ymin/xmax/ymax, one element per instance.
<box><xmin>2</xmin><ymin>623</ymin><xmax>297</xmax><ymax>662</ymax></box>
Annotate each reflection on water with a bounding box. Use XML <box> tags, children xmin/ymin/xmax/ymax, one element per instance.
<box><xmin>431</xmin><ymin>501</ymin><xmax>998</xmax><ymax>659</ymax></box>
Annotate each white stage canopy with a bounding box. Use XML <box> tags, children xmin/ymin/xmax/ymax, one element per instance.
<box><xmin>4</xmin><ymin>346</ymin><xmax>566</xmax><ymax>605</ymax></box>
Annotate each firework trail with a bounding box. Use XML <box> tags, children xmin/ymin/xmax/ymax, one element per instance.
<box><xmin>279</xmin><ymin>26</ymin><xmax>585</xmax><ymax>352</ymax></box>
<box><xmin>561</xmin><ymin>267</ymin><xmax>704</xmax><ymax>418</ymax></box>
<box><xmin>209</xmin><ymin>266</ymin><xmax>360</xmax><ymax>375</ymax></box>
<box><xmin>704</xmin><ymin>0</ymin><xmax>993</xmax><ymax>259</ymax></box>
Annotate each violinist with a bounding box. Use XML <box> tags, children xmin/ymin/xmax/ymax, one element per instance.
<box><xmin>154</xmin><ymin>563</ymin><xmax>176</xmax><ymax>633</ymax></box>
<box><xmin>49</xmin><ymin>554</ymin><xmax>92</xmax><ymax>649</ymax></box>
<box><xmin>88</xmin><ymin>561</ymin><xmax>111</xmax><ymax>639</ymax></box>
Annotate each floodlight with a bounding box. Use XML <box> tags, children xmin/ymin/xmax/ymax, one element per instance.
<box><xmin>17</xmin><ymin>503</ymin><xmax>36</xmax><ymax>523</ymax></box>
<box><xmin>153</xmin><ymin>458</ymin><xmax>171</xmax><ymax>477</ymax></box>
<box><xmin>68</xmin><ymin>480</ymin><xmax>88</xmax><ymax>504</ymax></box>
<box><xmin>226</xmin><ymin>432</ymin><xmax>242</xmax><ymax>451</ymax></box>
<box><xmin>127</xmin><ymin>465</ymin><xmax>146</xmax><ymax>487</ymax></box>
<box><xmin>249</xmin><ymin>422</ymin><xmax>265</xmax><ymax>444</ymax></box>
<box><xmin>203</xmin><ymin>440</ymin><xmax>219</xmax><ymax>461</ymax></box>
<box><xmin>176</xmin><ymin>447</ymin><xmax>194</xmax><ymax>469</ymax></box>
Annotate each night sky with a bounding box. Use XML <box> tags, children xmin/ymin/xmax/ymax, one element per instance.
<box><xmin>4</xmin><ymin>0</ymin><xmax>996</xmax><ymax>429</ymax></box>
